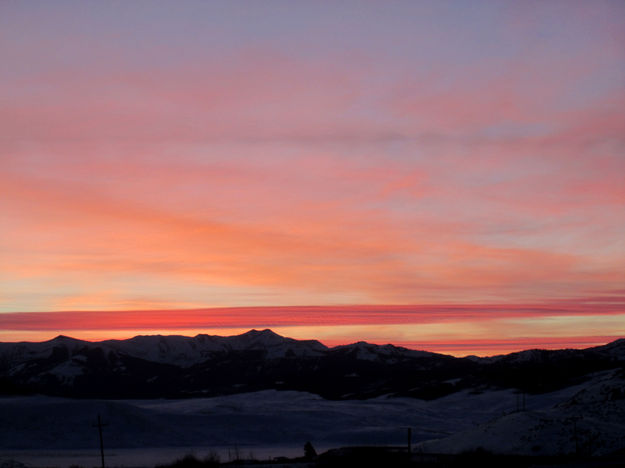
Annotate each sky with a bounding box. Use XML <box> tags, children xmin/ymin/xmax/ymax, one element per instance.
<box><xmin>1</xmin><ymin>1</ymin><xmax>624</xmax><ymax>356</ymax></box>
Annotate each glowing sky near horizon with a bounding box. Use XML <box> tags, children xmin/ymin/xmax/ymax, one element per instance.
<box><xmin>1</xmin><ymin>1</ymin><xmax>624</xmax><ymax>355</ymax></box>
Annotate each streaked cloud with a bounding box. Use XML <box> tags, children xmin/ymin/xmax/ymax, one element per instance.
<box><xmin>1</xmin><ymin>1</ymin><xmax>623</xmax><ymax>352</ymax></box>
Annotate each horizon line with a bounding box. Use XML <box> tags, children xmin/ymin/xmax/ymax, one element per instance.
<box><xmin>2</xmin><ymin>301</ymin><xmax>623</xmax><ymax>357</ymax></box>
<box><xmin>0</xmin><ymin>328</ymin><xmax>621</xmax><ymax>359</ymax></box>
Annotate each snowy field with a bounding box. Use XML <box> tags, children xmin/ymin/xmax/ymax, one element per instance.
<box><xmin>0</xmin><ymin>372</ymin><xmax>621</xmax><ymax>467</ymax></box>
<box><xmin>0</xmin><ymin>447</ymin><xmax>305</xmax><ymax>468</ymax></box>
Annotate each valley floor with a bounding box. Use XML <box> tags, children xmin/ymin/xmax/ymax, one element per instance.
<box><xmin>0</xmin><ymin>370</ymin><xmax>623</xmax><ymax>468</ymax></box>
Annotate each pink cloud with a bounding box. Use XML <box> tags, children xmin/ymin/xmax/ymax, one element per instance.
<box><xmin>1</xmin><ymin>8</ymin><xmax>623</xmax><ymax>313</ymax></box>
<box><xmin>2</xmin><ymin>298</ymin><xmax>624</xmax><ymax>331</ymax></box>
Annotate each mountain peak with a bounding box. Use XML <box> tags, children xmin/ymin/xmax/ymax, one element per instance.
<box><xmin>237</xmin><ymin>329</ymin><xmax>285</xmax><ymax>341</ymax></box>
<box><xmin>244</xmin><ymin>329</ymin><xmax>281</xmax><ymax>337</ymax></box>
<box><xmin>47</xmin><ymin>335</ymin><xmax>81</xmax><ymax>344</ymax></box>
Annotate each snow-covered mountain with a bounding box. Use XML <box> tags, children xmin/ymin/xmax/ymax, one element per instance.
<box><xmin>0</xmin><ymin>329</ymin><xmax>326</xmax><ymax>369</ymax></box>
<box><xmin>417</xmin><ymin>369</ymin><xmax>625</xmax><ymax>456</ymax></box>
<box><xmin>332</xmin><ymin>341</ymin><xmax>438</xmax><ymax>362</ymax></box>
<box><xmin>0</xmin><ymin>331</ymin><xmax>623</xmax><ymax>400</ymax></box>
<box><xmin>102</xmin><ymin>329</ymin><xmax>327</xmax><ymax>366</ymax></box>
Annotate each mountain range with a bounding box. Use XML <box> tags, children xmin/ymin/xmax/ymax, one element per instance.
<box><xmin>1</xmin><ymin>330</ymin><xmax>623</xmax><ymax>400</ymax></box>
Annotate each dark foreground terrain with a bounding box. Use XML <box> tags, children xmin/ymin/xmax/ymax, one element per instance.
<box><xmin>155</xmin><ymin>447</ymin><xmax>625</xmax><ymax>468</ymax></box>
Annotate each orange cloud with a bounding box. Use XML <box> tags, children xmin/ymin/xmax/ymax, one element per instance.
<box><xmin>2</xmin><ymin>157</ymin><xmax>624</xmax><ymax>310</ymax></box>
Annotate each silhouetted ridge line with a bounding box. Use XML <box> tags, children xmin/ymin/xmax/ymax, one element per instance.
<box><xmin>0</xmin><ymin>331</ymin><xmax>622</xmax><ymax>400</ymax></box>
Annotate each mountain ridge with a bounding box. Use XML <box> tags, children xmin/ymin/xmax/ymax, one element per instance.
<box><xmin>0</xmin><ymin>330</ymin><xmax>623</xmax><ymax>400</ymax></box>
<box><xmin>9</xmin><ymin>328</ymin><xmax>621</xmax><ymax>359</ymax></box>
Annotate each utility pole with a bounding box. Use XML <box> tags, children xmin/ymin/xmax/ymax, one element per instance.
<box><xmin>571</xmin><ymin>416</ymin><xmax>581</xmax><ymax>456</ymax></box>
<box><xmin>407</xmin><ymin>427</ymin><xmax>412</xmax><ymax>453</ymax></box>
<box><xmin>92</xmin><ymin>413</ymin><xmax>108</xmax><ymax>468</ymax></box>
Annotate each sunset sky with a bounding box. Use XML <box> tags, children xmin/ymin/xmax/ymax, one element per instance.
<box><xmin>1</xmin><ymin>1</ymin><xmax>624</xmax><ymax>355</ymax></box>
